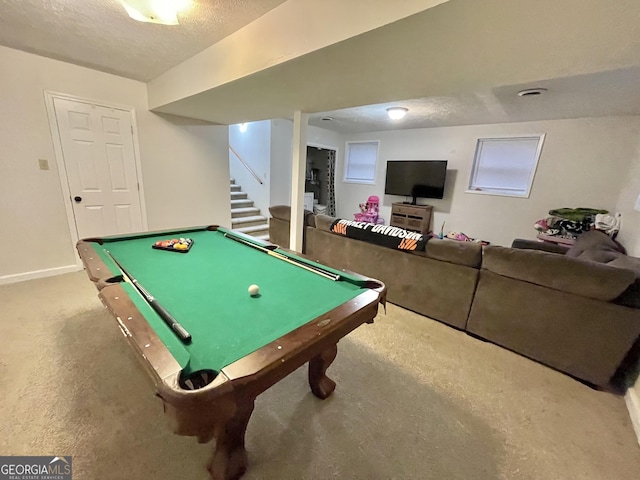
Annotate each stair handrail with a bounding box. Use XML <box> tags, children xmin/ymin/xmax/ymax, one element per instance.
<box><xmin>229</xmin><ymin>145</ymin><xmax>263</xmax><ymax>185</ymax></box>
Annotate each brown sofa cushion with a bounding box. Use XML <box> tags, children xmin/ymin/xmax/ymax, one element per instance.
<box><xmin>482</xmin><ymin>245</ymin><xmax>636</xmax><ymax>301</ymax></box>
<box><xmin>315</xmin><ymin>214</ymin><xmax>337</xmax><ymax>232</ymax></box>
<box><xmin>425</xmin><ymin>239</ymin><xmax>482</xmax><ymax>268</ymax></box>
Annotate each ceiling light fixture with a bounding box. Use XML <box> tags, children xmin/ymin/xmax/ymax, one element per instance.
<box><xmin>517</xmin><ymin>88</ymin><xmax>548</xmax><ymax>97</ymax></box>
<box><xmin>321</xmin><ymin>116</ymin><xmax>334</xmax><ymax>121</ymax></box>
<box><xmin>238</xmin><ymin>123</ymin><xmax>248</xmax><ymax>133</ymax></box>
<box><xmin>386</xmin><ymin>107</ymin><xmax>408</xmax><ymax>120</ymax></box>
<box><xmin>121</xmin><ymin>0</ymin><xmax>191</xmax><ymax>25</ymax></box>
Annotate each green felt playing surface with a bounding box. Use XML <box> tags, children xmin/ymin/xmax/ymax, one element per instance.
<box><xmin>92</xmin><ymin>227</ymin><xmax>367</xmax><ymax>375</ymax></box>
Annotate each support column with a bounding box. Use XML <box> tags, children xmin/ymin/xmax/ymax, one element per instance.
<box><xmin>290</xmin><ymin>111</ymin><xmax>308</xmax><ymax>252</ymax></box>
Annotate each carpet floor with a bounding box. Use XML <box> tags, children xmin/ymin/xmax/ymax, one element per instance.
<box><xmin>1</xmin><ymin>271</ymin><xmax>639</xmax><ymax>479</ymax></box>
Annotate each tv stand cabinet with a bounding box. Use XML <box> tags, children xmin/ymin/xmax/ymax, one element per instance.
<box><xmin>390</xmin><ymin>203</ymin><xmax>433</xmax><ymax>236</ymax></box>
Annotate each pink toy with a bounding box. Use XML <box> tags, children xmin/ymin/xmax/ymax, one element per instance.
<box><xmin>354</xmin><ymin>196</ymin><xmax>383</xmax><ymax>224</ymax></box>
<box><xmin>367</xmin><ymin>196</ymin><xmax>379</xmax><ymax>214</ymax></box>
<box><xmin>446</xmin><ymin>231</ymin><xmax>472</xmax><ymax>242</ymax></box>
<box><xmin>534</xmin><ymin>218</ymin><xmax>550</xmax><ymax>232</ymax></box>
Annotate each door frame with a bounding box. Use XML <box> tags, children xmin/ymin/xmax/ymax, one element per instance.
<box><xmin>306</xmin><ymin>141</ymin><xmax>339</xmax><ymax>210</ymax></box>
<box><xmin>44</xmin><ymin>91</ymin><xmax>148</xmax><ymax>267</ymax></box>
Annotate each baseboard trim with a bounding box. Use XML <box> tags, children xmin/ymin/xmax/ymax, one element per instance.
<box><xmin>0</xmin><ymin>265</ymin><xmax>81</xmax><ymax>285</ymax></box>
<box><xmin>625</xmin><ymin>387</ymin><xmax>640</xmax><ymax>447</ymax></box>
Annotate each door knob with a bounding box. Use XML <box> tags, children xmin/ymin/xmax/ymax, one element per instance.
<box><xmin>74</xmin><ymin>196</ymin><xmax>82</xmax><ymax>203</ymax></box>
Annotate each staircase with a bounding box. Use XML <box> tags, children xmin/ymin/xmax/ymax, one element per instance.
<box><xmin>230</xmin><ymin>178</ymin><xmax>269</xmax><ymax>241</ymax></box>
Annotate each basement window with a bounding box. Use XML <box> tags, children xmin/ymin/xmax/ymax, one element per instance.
<box><xmin>344</xmin><ymin>141</ymin><xmax>379</xmax><ymax>184</ymax></box>
<box><xmin>467</xmin><ymin>135</ymin><xmax>545</xmax><ymax>198</ymax></box>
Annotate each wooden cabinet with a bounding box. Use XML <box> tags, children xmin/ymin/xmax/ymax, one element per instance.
<box><xmin>390</xmin><ymin>203</ymin><xmax>433</xmax><ymax>236</ymax></box>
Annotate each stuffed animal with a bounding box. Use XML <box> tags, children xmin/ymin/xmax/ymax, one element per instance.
<box><xmin>446</xmin><ymin>231</ymin><xmax>471</xmax><ymax>242</ymax></box>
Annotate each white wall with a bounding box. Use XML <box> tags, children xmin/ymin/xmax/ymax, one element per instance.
<box><xmin>229</xmin><ymin>120</ymin><xmax>271</xmax><ymax>215</ymax></box>
<box><xmin>140</xmin><ymin>113</ymin><xmax>230</xmax><ymax>231</ymax></box>
<box><xmin>336</xmin><ymin>116</ymin><xmax>640</xmax><ymax>247</ymax></box>
<box><xmin>308</xmin><ymin>124</ymin><xmax>344</xmax><ymax>152</ymax></box>
<box><xmin>266</xmin><ymin>120</ymin><xmax>345</xmax><ymax>209</ymax></box>
<box><xmin>0</xmin><ymin>46</ymin><xmax>230</xmax><ymax>281</ymax></box>
<box><xmin>615</xmin><ymin>135</ymin><xmax>640</xmax><ymax>257</ymax></box>
<box><xmin>270</xmin><ymin>119</ymin><xmax>293</xmax><ymax>207</ymax></box>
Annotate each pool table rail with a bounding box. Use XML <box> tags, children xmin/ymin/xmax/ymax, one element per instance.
<box><xmin>98</xmin><ymin>283</ymin><xmax>186</xmax><ymax>386</ymax></box>
<box><xmin>77</xmin><ymin>240</ymin><xmax>121</xmax><ymax>288</ymax></box>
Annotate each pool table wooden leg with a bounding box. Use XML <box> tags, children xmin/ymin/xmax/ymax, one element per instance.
<box><xmin>207</xmin><ymin>399</ymin><xmax>255</xmax><ymax>480</ymax></box>
<box><xmin>308</xmin><ymin>343</ymin><xmax>338</xmax><ymax>399</ymax></box>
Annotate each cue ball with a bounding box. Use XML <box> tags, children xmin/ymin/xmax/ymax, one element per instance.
<box><xmin>248</xmin><ymin>284</ymin><xmax>260</xmax><ymax>297</ymax></box>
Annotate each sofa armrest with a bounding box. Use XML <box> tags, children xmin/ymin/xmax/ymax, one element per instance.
<box><xmin>268</xmin><ymin>205</ymin><xmax>316</xmax><ymax>226</ymax></box>
<box><xmin>482</xmin><ymin>245</ymin><xmax>636</xmax><ymax>301</ymax></box>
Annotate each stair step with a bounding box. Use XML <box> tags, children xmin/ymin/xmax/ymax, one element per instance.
<box><xmin>235</xmin><ymin>226</ymin><xmax>269</xmax><ymax>240</ymax></box>
<box><xmin>229</xmin><ymin>179</ymin><xmax>268</xmax><ymax>239</ymax></box>
<box><xmin>231</xmin><ymin>207</ymin><xmax>260</xmax><ymax>218</ymax></box>
<box><xmin>235</xmin><ymin>223</ymin><xmax>270</xmax><ymax>234</ymax></box>
<box><xmin>231</xmin><ymin>215</ymin><xmax>268</xmax><ymax>226</ymax></box>
<box><xmin>231</xmin><ymin>198</ymin><xmax>254</xmax><ymax>208</ymax></box>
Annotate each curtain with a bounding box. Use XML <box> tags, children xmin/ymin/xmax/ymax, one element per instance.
<box><xmin>327</xmin><ymin>150</ymin><xmax>336</xmax><ymax>216</ymax></box>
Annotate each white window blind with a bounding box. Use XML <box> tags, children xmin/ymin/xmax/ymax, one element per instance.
<box><xmin>468</xmin><ymin>135</ymin><xmax>545</xmax><ymax>197</ymax></box>
<box><xmin>344</xmin><ymin>141</ymin><xmax>378</xmax><ymax>184</ymax></box>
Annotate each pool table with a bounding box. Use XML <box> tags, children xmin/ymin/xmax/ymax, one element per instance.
<box><xmin>76</xmin><ymin>225</ymin><xmax>386</xmax><ymax>480</ymax></box>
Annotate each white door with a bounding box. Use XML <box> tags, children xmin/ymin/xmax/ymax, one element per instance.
<box><xmin>52</xmin><ymin>97</ymin><xmax>143</xmax><ymax>239</ymax></box>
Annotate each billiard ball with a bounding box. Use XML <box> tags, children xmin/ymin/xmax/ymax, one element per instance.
<box><xmin>248</xmin><ymin>284</ymin><xmax>260</xmax><ymax>297</ymax></box>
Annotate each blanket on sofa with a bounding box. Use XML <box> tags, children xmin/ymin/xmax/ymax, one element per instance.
<box><xmin>330</xmin><ymin>218</ymin><xmax>429</xmax><ymax>251</ymax></box>
<box><xmin>566</xmin><ymin>230</ymin><xmax>640</xmax><ymax>308</ymax></box>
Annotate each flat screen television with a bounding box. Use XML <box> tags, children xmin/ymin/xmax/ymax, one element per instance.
<box><xmin>384</xmin><ymin>160</ymin><xmax>447</xmax><ymax>204</ymax></box>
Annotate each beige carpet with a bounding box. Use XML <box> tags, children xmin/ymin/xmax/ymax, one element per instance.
<box><xmin>1</xmin><ymin>271</ymin><xmax>639</xmax><ymax>480</ymax></box>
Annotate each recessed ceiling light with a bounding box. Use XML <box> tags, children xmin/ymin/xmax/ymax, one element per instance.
<box><xmin>517</xmin><ymin>88</ymin><xmax>548</xmax><ymax>97</ymax></box>
<box><xmin>387</xmin><ymin>107</ymin><xmax>408</xmax><ymax>120</ymax></box>
<box><xmin>321</xmin><ymin>116</ymin><xmax>334</xmax><ymax>121</ymax></box>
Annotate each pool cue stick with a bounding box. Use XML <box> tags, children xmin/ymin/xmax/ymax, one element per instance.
<box><xmin>106</xmin><ymin>251</ymin><xmax>192</xmax><ymax>344</ymax></box>
<box><xmin>223</xmin><ymin>233</ymin><xmax>340</xmax><ymax>281</ymax></box>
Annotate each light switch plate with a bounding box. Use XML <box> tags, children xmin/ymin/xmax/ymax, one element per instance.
<box><xmin>38</xmin><ymin>159</ymin><xmax>49</xmax><ymax>170</ymax></box>
<box><xmin>634</xmin><ymin>193</ymin><xmax>640</xmax><ymax>212</ymax></box>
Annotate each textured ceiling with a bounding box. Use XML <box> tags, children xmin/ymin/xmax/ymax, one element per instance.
<box><xmin>0</xmin><ymin>0</ymin><xmax>286</xmax><ymax>81</ymax></box>
<box><xmin>308</xmin><ymin>67</ymin><xmax>640</xmax><ymax>133</ymax></box>
<box><xmin>148</xmin><ymin>0</ymin><xmax>640</xmax><ymax>132</ymax></box>
<box><xmin>2</xmin><ymin>0</ymin><xmax>640</xmax><ymax>132</ymax></box>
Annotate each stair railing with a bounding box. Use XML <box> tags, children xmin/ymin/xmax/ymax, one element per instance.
<box><xmin>229</xmin><ymin>146</ymin><xmax>263</xmax><ymax>185</ymax></box>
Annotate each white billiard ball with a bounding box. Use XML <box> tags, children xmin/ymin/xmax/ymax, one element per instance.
<box><xmin>248</xmin><ymin>284</ymin><xmax>260</xmax><ymax>297</ymax></box>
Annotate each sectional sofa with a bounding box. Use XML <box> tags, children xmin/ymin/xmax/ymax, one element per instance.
<box><xmin>268</xmin><ymin>205</ymin><xmax>640</xmax><ymax>391</ymax></box>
